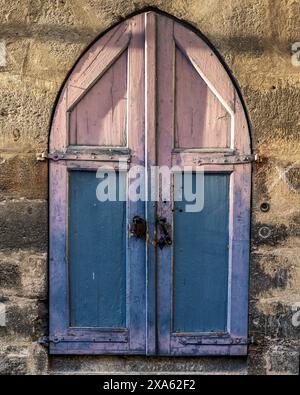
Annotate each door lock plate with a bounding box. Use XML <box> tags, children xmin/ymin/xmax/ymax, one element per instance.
<box><xmin>130</xmin><ymin>216</ymin><xmax>147</xmax><ymax>239</ymax></box>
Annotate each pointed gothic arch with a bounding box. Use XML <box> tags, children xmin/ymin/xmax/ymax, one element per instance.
<box><xmin>49</xmin><ymin>11</ymin><xmax>252</xmax><ymax>356</ymax></box>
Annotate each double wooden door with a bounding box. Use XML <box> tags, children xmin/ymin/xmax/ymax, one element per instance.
<box><xmin>49</xmin><ymin>12</ymin><xmax>251</xmax><ymax>355</ymax></box>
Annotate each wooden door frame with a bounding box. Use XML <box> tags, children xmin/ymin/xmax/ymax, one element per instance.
<box><xmin>49</xmin><ymin>10</ymin><xmax>252</xmax><ymax>356</ymax></box>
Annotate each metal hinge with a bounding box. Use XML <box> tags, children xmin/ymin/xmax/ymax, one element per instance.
<box><xmin>37</xmin><ymin>151</ymin><xmax>261</xmax><ymax>164</ymax></box>
<box><xmin>178</xmin><ymin>335</ymin><xmax>254</xmax><ymax>346</ymax></box>
<box><xmin>36</xmin><ymin>151</ymin><xmax>75</xmax><ymax>161</ymax></box>
<box><xmin>36</xmin><ymin>150</ymin><xmax>131</xmax><ymax>163</ymax></box>
<box><xmin>37</xmin><ymin>335</ymin><xmax>50</xmax><ymax>347</ymax></box>
<box><xmin>36</xmin><ymin>152</ymin><xmax>65</xmax><ymax>161</ymax></box>
<box><xmin>192</xmin><ymin>153</ymin><xmax>262</xmax><ymax>165</ymax></box>
<box><xmin>36</xmin><ymin>152</ymin><xmax>49</xmax><ymax>161</ymax></box>
<box><xmin>38</xmin><ymin>335</ymin><xmax>63</xmax><ymax>345</ymax></box>
<box><xmin>254</xmin><ymin>154</ymin><xmax>263</xmax><ymax>163</ymax></box>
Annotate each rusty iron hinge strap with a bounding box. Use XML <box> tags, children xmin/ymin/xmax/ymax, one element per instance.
<box><xmin>46</xmin><ymin>337</ymin><xmax>128</xmax><ymax>344</ymax></box>
<box><xmin>178</xmin><ymin>336</ymin><xmax>253</xmax><ymax>346</ymax></box>
<box><xmin>36</xmin><ymin>151</ymin><xmax>131</xmax><ymax>163</ymax></box>
<box><xmin>37</xmin><ymin>152</ymin><xmax>260</xmax><ymax>164</ymax></box>
<box><xmin>196</xmin><ymin>154</ymin><xmax>260</xmax><ymax>165</ymax></box>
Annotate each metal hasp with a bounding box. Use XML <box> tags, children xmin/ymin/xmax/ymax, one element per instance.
<box><xmin>157</xmin><ymin>217</ymin><xmax>172</xmax><ymax>249</ymax></box>
<box><xmin>37</xmin><ymin>336</ymin><xmax>49</xmax><ymax>347</ymax></box>
<box><xmin>130</xmin><ymin>216</ymin><xmax>147</xmax><ymax>239</ymax></box>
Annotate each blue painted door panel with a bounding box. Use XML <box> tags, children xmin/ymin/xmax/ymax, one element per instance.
<box><xmin>173</xmin><ymin>173</ymin><xmax>230</xmax><ymax>333</ymax></box>
<box><xmin>69</xmin><ymin>170</ymin><xmax>126</xmax><ymax>328</ymax></box>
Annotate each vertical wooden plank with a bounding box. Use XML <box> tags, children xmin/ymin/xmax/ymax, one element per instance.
<box><xmin>69</xmin><ymin>107</ymin><xmax>77</xmax><ymax>145</ymax></box>
<box><xmin>49</xmin><ymin>162</ymin><xmax>68</xmax><ymax>339</ymax></box>
<box><xmin>234</xmin><ymin>92</ymin><xmax>252</xmax><ymax>154</ymax></box>
<box><xmin>156</xmin><ymin>14</ymin><xmax>174</xmax><ymax>355</ymax></box>
<box><xmin>127</xmin><ymin>13</ymin><xmax>146</xmax><ymax>352</ymax></box>
<box><xmin>145</xmin><ymin>12</ymin><xmax>157</xmax><ymax>355</ymax></box>
<box><xmin>229</xmin><ymin>164</ymin><xmax>251</xmax><ymax>337</ymax></box>
<box><xmin>49</xmin><ymin>87</ymin><xmax>68</xmax><ymax>151</ymax></box>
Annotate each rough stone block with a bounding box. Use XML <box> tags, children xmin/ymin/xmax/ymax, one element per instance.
<box><xmin>0</xmin><ymin>348</ymin><xmax>28</xmax><ymax>375</ymax></box>
<box><xmin>0</xmin><ymin>258</ymin><xmax>21</xmax><ymax>289</ymax></box>
<box><xmin>250</xmin><ymin>253</ymin><xmax>293</xmax><ymax>296</ymax></box>
<box><xmin>49</xmin><ymin>355</ymin><xmax>247</xmax><ymax>374</ymax></box>
<box><xmin>0</xmin><ymin>84</ymin><xmax>53</xmax><ymax>152</ymax></box>
<box><xmin>0</xmin><ymin>298</ymin><xmax>47</xmax><ymax>341</ymax></box>
<box><xmin>0</xmin><ymin>200</ymin><xmax>47</xmax><ymax>251</ymax></box>
<box><xmin>20</xmin><ymin>253</ymin><xmax>47</xmax><ymax>299</ymax></box>
<box><xmin>250</xmin><ymin>300</ymin><xmax>300</xmax><ymax>341</ymax></box>
<box><xmin>27</xmin><ymin>343</ymin><xmax>48</xmax><ymax>374</ymax></box>
<box><xmin>266</xmin><ymin>345</ymin><xmax>299</xmax><ymax>375</ymax></box>
<box><xmin>0</xmin><ymin>251</ymin><xmax>47</xmax><ymax>299</ymax></box>
<box><xmin>247</xmin><ymin>344</ymin><xmax>267</xmax><ymax>375</ymax></box>
<box><xmin>0</xmin><ymin>154</ymin><xmax>47</xmax><ymax>200</ymax></box>
<box><xmin>252</xmin><ymin>223</ymin><xmax>288</xmax><ymax>246</ymax></box>
<box><xmin>245</xmin><ymin>85</ymin><xmax>300</xmax><ymax>145</ymax></box>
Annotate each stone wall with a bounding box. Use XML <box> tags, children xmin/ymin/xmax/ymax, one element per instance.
<box><xmin>0</xmin><ymin>0</ymin><xmax>299</xmax><ymax>375</ymax></box>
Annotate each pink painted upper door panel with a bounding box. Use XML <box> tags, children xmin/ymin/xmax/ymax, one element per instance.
<box><xmin>175</xmin><ymin>47</ymin><xmax>231</xmax><ymax>148</ymax></box>
<box><xmin>69</xmin><ymin>50</ymin><xmax>128</xmax><ymax>146</ymax></box>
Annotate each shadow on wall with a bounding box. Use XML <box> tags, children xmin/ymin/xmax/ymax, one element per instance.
<box><xmin>0</xmin><ymin>20</ymin><xmax>290</xmax><ymax>57</ymax></box>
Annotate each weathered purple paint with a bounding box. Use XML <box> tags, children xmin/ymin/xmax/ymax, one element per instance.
<box><xmin>145</xmin><ymin>12</ymin><xmax>157</xmax><ymax>356</ymax></box>
<box><xmin>49</xmin><ymin>11</ymin><xmax>251</xmax><ymax>356</ymax></box>
<box><xmin>50</xmin><ymin>14</ymin><xmax>147</xmax><ymax>355</ymax></box>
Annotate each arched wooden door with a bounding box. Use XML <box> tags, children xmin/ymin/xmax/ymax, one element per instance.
<box><xmin>49</xmin><ymin>12</ymin><xmax>251</xmax><ymax>356</ymax></box>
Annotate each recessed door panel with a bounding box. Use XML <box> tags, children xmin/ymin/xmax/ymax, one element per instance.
<box><xmin>173</xmin><ymin>173</ymin><xmax>230</xmax><ymax>333</ymax></box>
<box><xmin>69</xmin><ymin>50</ymin><xmax>128</xmax><ymax>147</ymax></box>
<box><xmin>175</xmin><ymin>48</ymin><xmax>231</xmax><ymax>149</ymax></box>
<box><xmin>69</xmin><ymin>170</ymin><xmax>127</xmax><ymax>328</ymax></box>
